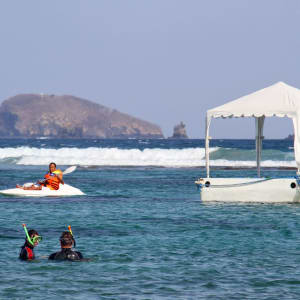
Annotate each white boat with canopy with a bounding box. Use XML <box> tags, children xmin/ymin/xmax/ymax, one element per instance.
<box><xmin>195</xmin><ymin>82</ymin><xmax>300</xmax><ymax>202</ymax></box>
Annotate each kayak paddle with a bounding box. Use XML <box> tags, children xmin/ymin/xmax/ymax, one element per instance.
<box><xmin>63</xmin><ymin>166</ymin><xmax>77</xmax><ymax>175</ymax></box>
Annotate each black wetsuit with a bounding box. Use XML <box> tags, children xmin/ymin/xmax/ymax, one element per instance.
<box><xmin>19</xmin><ymin>244</ymin><xmax>35</xmax><ymax>260</ymax></box>
<box><xmin>48</xmin><ymin>248</ymin><xmax>83</xmax><ymax>261</ymax></box>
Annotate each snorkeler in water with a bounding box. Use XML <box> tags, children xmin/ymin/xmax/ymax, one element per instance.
<box><xmin>19</xmin><ymin>224</ymin><xmax>42</xmax><ymax>261</ymax></box>
<box><xmin>48</xmin><ymin>226</ymin><xmax>83</xmax><ymax>261</ymax></box>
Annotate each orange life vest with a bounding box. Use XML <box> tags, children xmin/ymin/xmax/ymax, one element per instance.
<box><xmin>44</xmin><ymin>170</ymin><xmax>62</xmax><ymax>190</ymax></box>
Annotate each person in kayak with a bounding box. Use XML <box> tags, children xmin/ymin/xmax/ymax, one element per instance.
<box><xmin>48</xmin><ymin>231</ymin><xmax>83</xmax><ymax>261</ymax></box>
<box><xmin>19</xmin><ymin>225</ymin><xmax>42</xmax><ymax>260</ymax></box>
<box><xmin>42</xmin><ymin>162</ymin><xmax>64</xmax><ymax>190</ymax></box>
<box><xmin>16</xmin><ymin>162</ymin><xmax>64</xmax><ymax>190</ymax></box>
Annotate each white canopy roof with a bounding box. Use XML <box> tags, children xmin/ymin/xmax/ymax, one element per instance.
<box><xmin>205</xmin><ymin>82</ymin><xmax>300</xmax><ymax>176</ymax></box>
<box><xmin>207</xmin><ymin>81</ymin><xmax>300</xmax><ymax>120</ymax></box>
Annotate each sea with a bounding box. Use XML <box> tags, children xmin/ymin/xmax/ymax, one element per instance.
<box><xmin>1</xmin><ymin>138</ymin><xmax>300</xmax><ymax>300</ymax></box>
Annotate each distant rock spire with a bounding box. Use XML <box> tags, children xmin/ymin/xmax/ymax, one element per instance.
<box><xmin>169</xmin><ymin>121</ymin><xmax>188</xmax><ymax>139</ymax></box>
<box><xmin>285</xmin><ymin>134</ymin><xmax>294</xmax><ymax>140</ymax></box>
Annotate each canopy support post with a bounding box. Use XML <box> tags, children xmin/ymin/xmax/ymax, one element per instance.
<box><xmin>292</xmin><ymin>116</ymin><xmax>300</xmax><ymax>173</ymax></box>
<box><xmin>205</xmin><ymin>116</ymin><xmax>211</xmax><ymax>178</ymax></box>
<box><xmin>255</xmin><ymin>116</ymin><xmax>265</xmax><ymax>178</ymax></box>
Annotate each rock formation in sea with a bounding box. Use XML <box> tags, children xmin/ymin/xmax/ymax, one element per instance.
<box><xmin>0</xmin><ymin>94</ymin><xmax>164</xmax><ymax>138</ymax></box>
<box><xmin>285</xmin><ymin>134</ymin><xmax>294</xmax><ymax>140</ymax></box>
<box><xmin>169</xmin><ymin>121</ymin><xmax>188</xmax><ymax>139</ymax></box>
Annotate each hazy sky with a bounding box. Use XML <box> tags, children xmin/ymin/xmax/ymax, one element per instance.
<box><xmin>0</xmin><ymin>0</ymin><xmax>299</xmax><ymax>138</ymax></box>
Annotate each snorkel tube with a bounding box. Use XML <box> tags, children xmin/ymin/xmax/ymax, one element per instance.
<box><xmin>22</xmin><ymin>224</ymin><xmax>42</xmax><ymax>246</ymax></box>
<box><xmin>22</xmin><ymin>224</ymin><xmax>34</xmax><ymax>246</ymax></box>
<box><xmin>68</xmin><ymin>225</ymin><xmax>76</xmax><ymax>247</ymax></box>
<box><xmin>68</xmin><ymin>225</ymin><xmax>73</xmax><ymax>236</ymax></box>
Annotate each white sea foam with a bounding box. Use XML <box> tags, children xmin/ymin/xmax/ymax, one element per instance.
<box><xmin>0</xmin><ymin>146</ymin><xmax>295</xmax><ymax>167</ymax></box>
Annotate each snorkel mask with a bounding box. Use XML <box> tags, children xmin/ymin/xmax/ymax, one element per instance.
<box><xmin>22</xmin><ymin>224</ymin><xmax>42</xmax><ymax>246</ymax></box>
<box><xmin>59</xmin><ymin>226</ymin><xmax>76</xmax><ymax>247</ymax></box>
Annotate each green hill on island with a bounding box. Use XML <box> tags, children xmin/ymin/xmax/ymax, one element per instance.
<box><xmin>0</xmin><ymin>94</ymin><xmax>164</xmax><ymax>139</ymax></box>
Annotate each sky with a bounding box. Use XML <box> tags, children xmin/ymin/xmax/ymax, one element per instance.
<box><xmin>0</xmin><ymin>0</ymin><xmax>299</xmax><ymax>138</ymax></box>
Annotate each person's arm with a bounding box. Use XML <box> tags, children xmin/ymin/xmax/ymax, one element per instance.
<box><xmin>37</xmin><ymin>179</ymin><xmax>46</xmax><ymax>185</ymax></box>
<box><xmin>48</xmin><ymin>252</ymin><xmax>56</xmax><ymax>260</ymax></box>
<box><xmin>58</xmin><ymin>173</ymin><xmax>64</xmax><ymax>184</ymax></box>
<box><xmin>19</xmin><ymin>248</ymin><xmax>28</xmax><ymax>260</ymax></box>
<box><xmin>76</xmin><ymin>251</ymin><xmax>83</xmax><ymax>259</ymax></box>
<box><xmin>55</xmin><ymin>171</ymin><xmax>64</xmax><ymax>184</ymax></box>
<box><xmin>41</xmin><ymin>173</ymin><xmax>49</xmax><ymax>185</ymax></box>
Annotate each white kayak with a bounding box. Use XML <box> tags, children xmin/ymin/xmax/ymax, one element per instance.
<box><xmin>0</xmin><ymin>183</ymin><xmax>85</xmax><ymax>197</ymax></box>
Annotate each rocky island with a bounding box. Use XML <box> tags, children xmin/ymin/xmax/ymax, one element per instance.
<box><xmin>285</xmin><ymin>134</ymin><xmax>294</xmax><ymax>140</ymax></box>
<box><xmin>0</xmin><ymin>94</ymin><xmax>164</xmax><ymax>138</ymax></box>
<box><xmin>169</xmin><ymin>121</ymin><xmax>188</xmax><ymax>139</ymax></box>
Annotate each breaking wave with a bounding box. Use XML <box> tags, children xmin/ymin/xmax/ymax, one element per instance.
<box><xmin>0</xmin><ymin>146</ymin><xmax>295</xmax><ymax>168</ymax></box>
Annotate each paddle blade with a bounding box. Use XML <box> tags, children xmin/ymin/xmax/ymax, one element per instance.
<box><xmin>63</xmin><ymin>166</ymin><xmax>77</xmax><ymax>175</ymax></box>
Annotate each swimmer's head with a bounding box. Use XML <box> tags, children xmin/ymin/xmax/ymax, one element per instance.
<box><xmin>60</xmin><ymin>231</ymin><xmax>75</xmax><ymax>248</ymax></box>
<box><xmin>49</xmin><ymin>162</ymin><xmax>56</xmax><ymax>173</ymax></box>
<box><xmin>26</xmin><ymin>229</ymin><xmax>42</xmax><ymax>247</ymax></box>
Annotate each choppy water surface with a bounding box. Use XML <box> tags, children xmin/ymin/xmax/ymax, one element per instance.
<box><xmin>1</xmin><ymin>139</ymin><xmax>300</xmax><ymax>299</ymax></box>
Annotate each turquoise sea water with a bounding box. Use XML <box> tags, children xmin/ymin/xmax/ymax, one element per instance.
<box><xmin>1</xmin><ymin>139</ymin><xmax>300</xmax><ymax>299</ymax></box>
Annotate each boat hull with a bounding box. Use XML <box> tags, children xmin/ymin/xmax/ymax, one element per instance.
<box><xmin>195</xmin><ymin>178</ymin><xmax>300</xmax><ymax>203</ymax></box>
<box><xmin>0</xmin><ymin>183</ymin><xmax>85</xmax><ymax>197</ymax></box>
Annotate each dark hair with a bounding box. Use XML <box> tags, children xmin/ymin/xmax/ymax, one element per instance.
<box><xmin>49</xmin><ymin>162</ymin><xmax>56</xmax><ymax>168</ymax></box>
<box><xmin>60</xmin><ymin>231</ymin><xmax>74</xmax><ymax>247</ymax></box>
<box><xmin>28</xmin><ymin>229</ymin><xmax>38</xmax><ymax>237</ymax></box>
